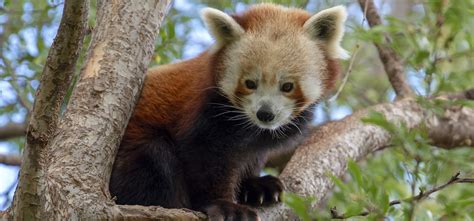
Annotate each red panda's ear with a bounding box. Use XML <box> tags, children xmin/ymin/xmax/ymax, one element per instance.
<box><xmin>200</xmin><ymin>8</ymin><xmax>244</xmax><ymax>48</ymax></box>
<box><xmin>303</xmin><ymin>5</ymin><xmax>349</xmax><ymax>60</ymax></box>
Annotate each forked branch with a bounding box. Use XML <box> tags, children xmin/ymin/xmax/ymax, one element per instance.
<box><xmin>357</xmin><ymin>0</ymin><xmax>415</xmax><ymax>98</ymax></box>
<box><xmin>11</xmin><ymin>0</ymin><xmax>90</xmax><ymax>219</ymax></box>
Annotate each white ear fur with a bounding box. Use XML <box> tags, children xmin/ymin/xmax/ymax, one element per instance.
<box><xmin>200</xmin><ymin>8</ymin><xmax>244</xmax><ymax>47</ymax></box>
<box><xmin>303</xmin><ymin>5</ymin><xmax>349</xmax><ymax>59</ymax></box>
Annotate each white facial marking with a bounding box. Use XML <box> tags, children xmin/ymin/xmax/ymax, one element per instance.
<box><xmin>218</xmin><ymin>35</ymin><xmax>327</xmax><ymax>130</ymax></box>
<box><xmin>244</xmin><ymin>85</ymin><xmax>294</xmax><ymax>130</ymax></box>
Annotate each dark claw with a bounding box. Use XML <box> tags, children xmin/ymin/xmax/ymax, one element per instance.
<box><xmin>238</xmin><ymin>175</ymin><xmax>284</xmax><ymax>207</ymax></box>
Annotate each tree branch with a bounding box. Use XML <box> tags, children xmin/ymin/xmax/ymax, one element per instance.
<box><xmin>0</xmin><ymin>54</ymin><xmax>33</xmax><ymax>112</ymax></box>
<box><xmin>392</xmin><ymin>172</ymin><xmax>474</xmax><ymax>205</ymax></box>
<box><xmin>0</xmin><ymin>154</ymin><xmax>21</xmax><ymax>166</ymax></box>
<box><xmin>330</xmin><ymin>172</ymin><xmax>474</xmax><ymax>219</ymax></box>
<box><xmin>259</xmin><ymin>90</ymin><xmax>474</xmax><ymax>220</ymax></box>
<box><xmin>25</xmin><ymin>0</ymin><xmax>89</xmax><ymax>152</ymax></box>
<box><xmin>0</xmin><ymin>123</ymin><xmax>26</xmax><ymax>140</ymax></box>
<box><xmin>11</xmin><ymin>0</ymin><xmax>89</xmax><ymax>219</ymax></box>
<box><xmin>426</xmin><ymin>89</ymin><xmax>474</xmax><ymax>148</ymax></box>
<box><xmin>357</xmin><ymin>0</ymin><xmax>415</xmax><ymax>99</ymax></box>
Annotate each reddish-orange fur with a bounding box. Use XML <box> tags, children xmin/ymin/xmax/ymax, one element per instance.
<box><xmin>232</xmin><ymin>5</ymin><xmax>310</xmax><ymax>31</ymax></box>
<box><xmin>323</xmin><ymin>57</ymin><xmax>341</xmax><ymax>92</ymax></box>
<box><xmin>124</xmin><ymin>52</ymin><xmax>215</xmax><ymax>142</ymax></box>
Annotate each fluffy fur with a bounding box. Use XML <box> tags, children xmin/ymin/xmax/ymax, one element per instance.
<box><xmin>109</xmin><ymin>3</ymin><xmax>347</xmax><ymax>220</ymax></box>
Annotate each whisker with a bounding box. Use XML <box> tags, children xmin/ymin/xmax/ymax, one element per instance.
<box><xmin>289</xmin><ymin>121</ymin><xmax>303</xmax><ymax>135</ymax></box>
<box><xmin>228</xmin><ymin>115</ymin><xmax>248</xmax><ymax>121</ymax></box>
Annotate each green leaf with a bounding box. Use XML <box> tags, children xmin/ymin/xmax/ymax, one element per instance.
<box><xmin>377</xmin><ymin>189</ymin><xmax>390</xmax><ymax>214</ymax></box>
<box><xmin>414</xmin><ymin>50</ymin><xmax>430</xmax><ymax>65</ymax></box>
<box><xmin>361</xmin><ymin>111</ymin><xmax>395</xmax><ymax>133</ymax></box>
<box><xmin>343</xmin><ymin>203</ymin><xmax>364</xmax><ymax>217</ymax></box>
<box><xmin>282</xmin><ymin>192</ymin><xmax>315</xmax><ymax>221</ymax></box>
<box><xmin>348</xmin><ymin>160</ymin><xmax>364</xmax><ymax>189</ymax></box>
<box><xmin>329</xmin><ymin>174</ymin><xmax>350</xmax><ymax>193</ymax></box>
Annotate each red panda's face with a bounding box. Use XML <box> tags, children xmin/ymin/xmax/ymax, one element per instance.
<box><xmin>219</xmin><ymin>36</ymin><xmax>325</xmax><ymax>129</ymax></box>
<box><xmin>202</xmin><ymin>4</ymin><xmax>347</xmax><ymax>130</ymax></box>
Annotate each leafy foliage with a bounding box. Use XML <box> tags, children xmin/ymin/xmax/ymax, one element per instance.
<box><xmin>283</xmin><ymin>102</ymin><xmax>474</xmax><ymax>220</ymax></box>
<box><xmin>283</xmin><ymin>192</ymin><xmax>318</xmax><ymax>221</ymax></box>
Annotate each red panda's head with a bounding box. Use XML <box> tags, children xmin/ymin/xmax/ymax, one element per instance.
<box><xmin>201</xmin><ymin>4</ymin><xmax>347</xmax><ymax>130</ymax></box>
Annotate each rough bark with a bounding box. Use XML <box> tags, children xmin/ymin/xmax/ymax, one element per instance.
<box><xmin>358</xmin><ymin>0</ymin><xmax>415</xmax><ymax>99</ymax></box>
<box><xmin>260</xmin><ymin>94</ymin><xmax>474</xmax><ymax>220</ymax></box>
<box><xmin>11</xmin><ymin>1</ymin><xmax>89</xmax><ymax>219</ymax></box>
<box><xmin>32</xmin><ymin>0</ymin><xmax>173</xmax><ymax>219</ymax></box>
<box><xmin>43</xmin><ymin>1</ymin><xmax>170</xmax><ymax>220</ymax></box>
<box><xmin>425</xmin><ymin>89</ymin><xmax>474</xmax><ymax>149</ymax></box>
<box><xmin>0</xmin><ymin>154</ymin><xmax>21</xmax><ymax>166</ymax></box>
<box><xmin>4</xmin><ymin>1</ymin><xmax>192</xmax><ymax>220</ymax></box>
<box><xmin>0</xmin><ymin>123</ymin><xmax>25</xmax><ymax>140</ymax></box>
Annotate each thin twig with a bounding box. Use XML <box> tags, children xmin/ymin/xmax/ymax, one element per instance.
<box><xmin>357</xmin><ymin>0</ymin><xmax>415</xmax><ymax>99</ymax></box>
<box><xmin>329</xmin><ymin>44</ymin><xmax>360</xmax><ymax>102</ymax></box>
<box><xmin>408</xmin><ymin>158</ymin><xmax>421</xmax><ymax>221</ymax></box>
<box><xmin>330</xmin><ymin>172</ymin><xmax>474</xmax><ymax>219</ymax></box>
<box><xmin>390</xmin><ymin>172</ymin><xmax>474</xmax><ymax>205</ymax></box>
<box><xmin>0</xmin><ymin>2</ymin><xmax>63</xmax><ymax>14</ymax></box>
<box><xmin>329</xmin><ymin>1</ymin><xmax>368</xmax><ymax>101</ymax></box>
<box><xmin>0</xmin><ymin>154</ymin><xmax>22</xmax><ymax>166</ymax></box>
<box><xmin>0</xmin><ymin>123</ymin><xmax>27</xmax><ymax>140</ymax></box>
<box><xmin>373</xmin><ymin>144</ymin><xmax>395</xmax><ymax>152</ymax></box>
<box><xmin>0</xmin><ymin>54</ymin><xmax>33</xmax><ymax>111</ymax></box>
<box><xmin>424</xmin><ymin>0</ymin><xmax>449</xmax><ymax>96</ymax></box>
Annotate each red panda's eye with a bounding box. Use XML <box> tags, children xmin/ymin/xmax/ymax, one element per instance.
<box><xmin>245</xmin><ymin>80</ymin><xmax>257</xmax><ymax>90</ymax></box>
<box><xmin>281</xmin><ymin>82</ymin><xmax>294</xmax><ymax>92</ymax></box>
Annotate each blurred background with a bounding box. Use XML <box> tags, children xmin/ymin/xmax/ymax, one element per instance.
<box><xmin>1</xmin><ymin>0</ymin><xmax>473</xmax><ymax>219</ymax></box>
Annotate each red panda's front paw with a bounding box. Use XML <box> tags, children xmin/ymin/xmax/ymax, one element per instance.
<box><xmin>238</xmin><ymin>175</ymin><xmax>284</xmax><ymax>207</ymax></box>
<box><xmin>204</xmin><ymin>199</ymin><xmax>259</xmax><ymax>221</ymax></box>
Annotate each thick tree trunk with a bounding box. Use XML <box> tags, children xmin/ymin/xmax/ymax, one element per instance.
<box><xmin>11</xmin><ymin>0</ymin><xmax>89</xmax><ymax>219</ymax></box>
<box><xmin>4</xmin><ymin>1</ymin><xmax>204</xmax><ymax>220</ymax></box>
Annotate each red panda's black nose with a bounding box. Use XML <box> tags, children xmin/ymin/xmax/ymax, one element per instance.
<box><xmin>257</xmin><ymin>106</ymin><xmax>275</xmax><ymax>122</ymax></box>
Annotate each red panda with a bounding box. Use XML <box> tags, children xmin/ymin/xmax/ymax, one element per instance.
<box><xmin>110</xmin><ymin>3</ymin><xmax>347</xmax><ymax>221</ymax></box>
